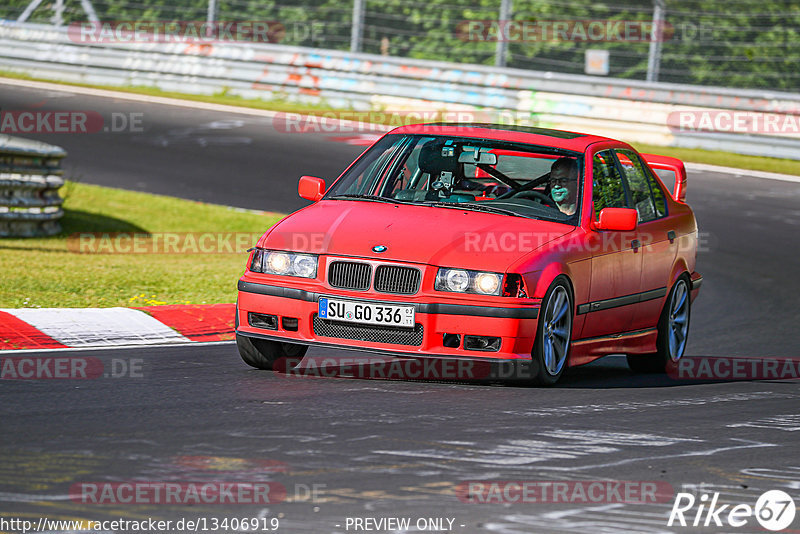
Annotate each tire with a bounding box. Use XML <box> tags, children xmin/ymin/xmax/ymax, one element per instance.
<box><xmin>627</xmin><ymin>276</ymin><xmax>691</xmax><ymax>373</ymax></box>
<box><xmin>236</xmin><ymin>333</ymin><xmax>308</xmax><ymax>370</ymax></box>
<box><xmin>530</xmin><ymin>276</ymin><xmax>573</xmax><ymax>386</ymax></box>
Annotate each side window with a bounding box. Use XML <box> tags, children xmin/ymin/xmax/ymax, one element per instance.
<box><xmin>615</xmin><ymin>149</ymin><xmax>664</xmax><ymax>222</ymax></box>
<box><xmin>643</xmin><ymin>163</ymin><xmax>668</xmax><ymax>218</ymax></box>
<box><xmin>652</xmin><ymin>168</ymin><xmax>676</xmax><ymax>196</ymax></box>
<box><xmin>344</xmin><ymin>137</ymin><xmax>407</xmax><ymax>195</ymax></box>
<box><xmin>592</xmin><ymin>150</ymin><xmax>626</xmax><ymax>218</ymax></box>
<box><xmin>385</xmin><ymin>138</ymin><xmax>428</xmax><ymax>196</ymax></box>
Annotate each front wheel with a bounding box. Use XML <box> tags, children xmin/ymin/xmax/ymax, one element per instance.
<box><xmin>236</xmin><ymin>334</ymin><xmax>308</xmax><ymax>370</ymax></box>
<box><xmin>530</xmin><ymin>277</ymin><xmax>573</xmax><ymax>386</ymax></box>
<box><xmin>627</xmin><ymin>276</ymin><xmax>691</xmax><ymax>373</ymax></box>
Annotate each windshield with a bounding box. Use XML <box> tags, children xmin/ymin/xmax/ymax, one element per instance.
<box><xmin>324</xmin><ymin>134</ymin><xmax>583</xmax><ymax>223</ymax></box>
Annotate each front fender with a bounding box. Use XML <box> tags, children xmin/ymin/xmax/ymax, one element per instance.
<box><xmin>523</xmin><ymin>262</ymin><xmax>573</xmax><ymax>300</ymax></box>
<box><xmin>514</xmin><ymin>229</ymin><xmax>590</xmax><ymax>303</ymax></box>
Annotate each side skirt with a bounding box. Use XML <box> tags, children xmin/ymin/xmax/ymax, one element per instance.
<box><xmin>568</xmin><ymin>328</ymin><xmax>658</xmax><ymax>367</ymax></box>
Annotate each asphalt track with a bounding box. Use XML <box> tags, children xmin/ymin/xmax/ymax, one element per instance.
<box><xmin>0</xmin><ymin>81</ymin><xmax>365</xmax><ymax>213</ymax></box>
<box><xmin>2</xmin><ymin>81</ymin><xmax>799</xmax><ymax>533</ymax></box>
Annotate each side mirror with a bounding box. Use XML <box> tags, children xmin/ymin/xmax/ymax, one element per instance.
<box><xmin>595</xmin><ymin>207</ymin><xmax>638</xmax><ymax>231</ymax></box>
<box><xmin>298</xmin><ymin>175</ymin><xmax>326</xmax><ymax>202</ymax></box>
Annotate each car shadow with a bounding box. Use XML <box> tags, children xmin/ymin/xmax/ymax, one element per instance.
<box><xmin>59</xmin><ymin>208</ymin><xmax>150</xmax><ymax>235</ymax></box>
<box><xmin>556</xmin><ymin>355</ymin><xmax>698</xmax><ymax>389</ymax></box>
<box><xmin>0</xmin><ymin>209</ymin><xmax>150</xmax><ymax>253</ymax></box>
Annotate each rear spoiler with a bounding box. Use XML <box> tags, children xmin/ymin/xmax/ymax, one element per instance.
<box><xmin>641</xmin><ymin>153</ymin><xmax>687</xmax><ymax>203</ymax></box>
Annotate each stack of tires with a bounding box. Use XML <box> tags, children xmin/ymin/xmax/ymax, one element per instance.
<box><xmin>0</xmin><ymin>135</ymin><xmax>66</xmax><ymax>237</ymax></box>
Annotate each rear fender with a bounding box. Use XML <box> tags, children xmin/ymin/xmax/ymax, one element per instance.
<box><xmin>667</xmin><ymin>258</ymin><xmax>691</xmax><ymax>300</ymax></box>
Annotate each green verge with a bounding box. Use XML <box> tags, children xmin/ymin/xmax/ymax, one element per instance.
<box><xmin>3</xmin><ymin>71</ymin><xmax>800</xmax><ymax>176</ymax></box>
<box><xmin>629</xmin><ymin>143</ymin><xmax>800</xmax><ymax>176</ymax></box>
<box><xmin>0</xmin><ymin>181</ymin><xmax>284</xmax><ymax>308</ymax></box>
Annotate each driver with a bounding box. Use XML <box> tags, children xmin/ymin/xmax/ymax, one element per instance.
<box><xmin>549</xmin><ymin>157</ymin><xmax>579</xmax><ymax>215</ymax></box>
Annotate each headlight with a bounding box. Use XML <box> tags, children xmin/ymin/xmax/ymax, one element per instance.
<box><xmin>445</xmin><ymin>269</ymin><xmax>470</xmax><ymax>292</ymax></box>
<box><xmin>474</xmin><ymin>272</ymin><xmax>500</xmax><ymax>294</ymax></box>
<box><xmin>435</xmin><ymin>268</ymin><xmax>503</xmax><ymax>296</ymax></box>
<box><xmin>267</xmin><ymin>252</ymin><xmax>291</xmax><ymax>274</ymax></box>
<box><xmin>293</xmin><ymin>255</ymin><xmax>317</xmax><ymax>278</ymax></box>
<box><xmin>250</xmin><ymin>248</ymin><xmax>317</xmax><ymax>278</ymax></box>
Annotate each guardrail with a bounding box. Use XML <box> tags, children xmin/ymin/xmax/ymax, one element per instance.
<box><xmin>0</xmin><ymin>134</ymin><xmax>66</xmax><ymax>237</ymax></box>
<box><xmin>1</xmin><ymin>21</ymin><xmax>799</xmax><ymax>160</ymax></box>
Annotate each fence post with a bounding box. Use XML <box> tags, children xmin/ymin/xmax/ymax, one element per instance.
<box><xmin>494</xmin><ymin>0</ymin><xmax>512</xmax><ymax>67</ymax></box>
<box><xmin>646</xmin><ymin>0</ymin><xmax>665</xmax><ymax>82</ymax></box>
<box><xmin>207</xmin><ymin>0</ymin><xmax>218</xmax><ymax>26</ymax></box>
<box><xmin>52</xmin><ymin>0</ymin><xmax>64</xmax><ymax>26</ymax></box>
<box><xmin>16</xmin><ymin>0</ymin><xmax>45</xmax><ymax>23</ymax></box>
<box><xmin>350</xmin><ymin>0</ymin><xmax>365</xmax><ymax>53</ymax></box>
<box><xmin>79</xmin><ymin>0</ymin><xmax>99</xmax><ymax>22</ymax></box>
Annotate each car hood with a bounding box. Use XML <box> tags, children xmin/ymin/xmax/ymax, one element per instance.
<box><xmin>261</xmin><ymin>200</ymin><xmax>575</xmax><ymax>271</ymax></box>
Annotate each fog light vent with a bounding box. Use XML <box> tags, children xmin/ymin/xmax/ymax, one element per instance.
<box><xmin>249</xmin><ymin>312</ymin><xmax>277</xmax><ymax>330</ymax></box>
<box><xmin>282</xmin><ymin>317</ymin><xmax>299</xmax><ymax>331</ymax></box>
<box><xmin>464</xmin><ymin>335</ymin><xmax>501</xmax><ymax>352</ymax></box>
<box><xmin>443</xmin><ymin>333</ymin><xmax>461</xmax><ymax>348</ymax></box>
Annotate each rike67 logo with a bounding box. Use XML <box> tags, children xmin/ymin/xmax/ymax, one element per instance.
<box><xmin>668</xmin><ymin>489</ymin><xmax>796</xmax><ymax>531</ymax></box>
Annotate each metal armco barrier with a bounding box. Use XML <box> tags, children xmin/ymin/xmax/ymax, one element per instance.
<box><xmin>0</xmin><ymin>134</ymin><xmax>66</xmax><ymax>237</ymax></box>
<box><xmin>1</xmin><ymin>22</ymin><xmax>799</xmax><ymax>159</ymax></box>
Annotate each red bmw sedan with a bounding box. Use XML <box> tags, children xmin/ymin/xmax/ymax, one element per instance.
<box><xmin>235</xmin><ymin>123</ymin><xmax>702</xmax><ymax>385</ymax></box>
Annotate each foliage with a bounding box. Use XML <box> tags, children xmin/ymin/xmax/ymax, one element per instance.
<box><xmin>2</xmin><ymin>0</ymin><xmax>798</xmax><ymax>89</ymax></box>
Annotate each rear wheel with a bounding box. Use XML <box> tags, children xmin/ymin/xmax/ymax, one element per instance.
<box><xmin>530</xmin><ymin>277</ymin><xmax>573</xmax><ymax>386</ymax></box>
<box><xmin>236</xmin><ymin>333</ymin><xmax>308</xmax><ymax>370</ymax></box>
<box><xmin>627</xmin><ymin>276</ymin><xmax>691</xmax><ymax>373</ymax></box>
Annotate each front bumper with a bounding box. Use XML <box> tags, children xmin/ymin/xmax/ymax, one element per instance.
<box><xmin>690</xmin><ymin>272</ymin><xmax>703</xmax><ymax>301</ymax></box>
<box><xmin>236</xmin><ymin>278</ymin><xmax>540</xmax><ymax>360</ymax></box>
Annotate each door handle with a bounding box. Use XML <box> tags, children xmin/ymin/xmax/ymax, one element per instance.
<box><xmin>667</xmin><ymin>230</ymin><xmax>676</xmax><ymax>243</ymax></box>
<box><xmin>631</xmin><ymin>239</ymin><xmax>641</xmax><ymax>251</ymax></box>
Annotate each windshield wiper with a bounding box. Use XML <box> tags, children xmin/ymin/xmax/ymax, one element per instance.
<box><xmin>328</xmin><ymin>194</ymin><xmax>403</xmax><ymax>204</ymax></box>
<box><xmin>423</xmin><ymin>201</ymin><xmax>527</xmax><ymax>218</ymax></box>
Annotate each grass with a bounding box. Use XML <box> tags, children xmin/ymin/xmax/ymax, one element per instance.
<box><xmin>630</xmin><ymin>143</ymin><xmax>800</xmax><ymax>176</ymax></box>
<box><xmin>3</xmin><ymin>70</ymin><xmax>800</xmax><ymax>176</ymax></box>
<box><xmin>0</xmin><ymin>181</ymin><xmax>284</xmax><ymax>308</ymax></box>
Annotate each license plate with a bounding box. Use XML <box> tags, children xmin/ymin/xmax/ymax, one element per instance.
<box><xmin>318</xmin><ymin>297</ymin><xmax>415</xmax><ymax>328</ymax></box>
